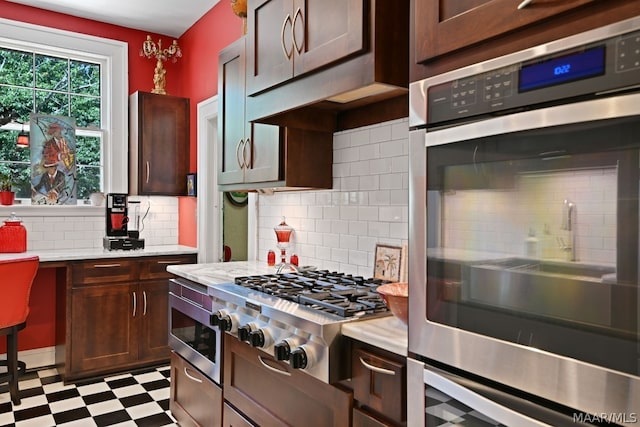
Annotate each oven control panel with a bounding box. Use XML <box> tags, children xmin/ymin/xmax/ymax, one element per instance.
<box><xmin>427</xmin><ymin>27</ymin><xmax>640</xmax><ymax>126</ymax></box>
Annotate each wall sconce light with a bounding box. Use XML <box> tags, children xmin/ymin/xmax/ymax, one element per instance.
<box><xmin>16</xmin><ymin>123</ymin><xmax>29</xmax><ymax>147</ymax></box>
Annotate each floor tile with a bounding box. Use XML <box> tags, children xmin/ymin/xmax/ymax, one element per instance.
<box><xmin>0</xmin><ymin>365</ymin><xmax>178</xmax><ymax>427</ymax></box>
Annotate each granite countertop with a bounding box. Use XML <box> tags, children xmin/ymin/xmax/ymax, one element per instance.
<box><xmin>167</xmin><ymin>260</ymin><xmax>277</xmax><ymax>285</ymax></box>
<box><xmin>342</xmin><ymin>316</ymin><xmax>408</xmax><ymax>357</ymax></box>
<box><xmin>0</xmin><ymin>244</ymin><xmax>198</xmax><ymax>263</ymax></box>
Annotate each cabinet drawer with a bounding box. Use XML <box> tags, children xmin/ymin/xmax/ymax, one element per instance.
<box><xmin>352</xmin><ymin>348</ymin><xmax>406</xmax><ymax>424</ymax></box>
<box><xmin>170</xmin><ymin>352</ymin><xmax>222</xmax><ymax>427</ymax></box>
<box><xmin>223</xmin><ymin>403</ymin><xmax>253</xmax><ymax>427</ymax></box>
<box><xmin>139</xmin><ymin>255</ymin><xmax>196</xmax><ymax>280</ymax></box>
<box><xmin>224</xmin><ymin>335</ymin><xmax>351</xmax><ymax>427</ymax></box>
<box><xmin>71</xmin><ymin>259</ymin><xmax>139</xmax><ymax>285</ymax></box>
<box><xmin>353</xmin><ymin>408</ymin><xmax>389</xmax><ymax>427</ymax></box>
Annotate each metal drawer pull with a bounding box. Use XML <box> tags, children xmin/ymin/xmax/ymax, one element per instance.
<box><xmin>183</xmin><ymin>367</ymin><xmax>203</xmax><ymax>383</ymax></box>
<box><xmin>244</xmin><ymin>138</ymin><xmax>251</xmax><ymax>168</ymax></box>
<box><xmin>132</xmin><ymin>291</ymin><xmax>137</xmax><ymax>317</ymax></box>
<box><xmin>359</xmin><ymin>357</ymin><xmax>396</xmax><ymax>376</ymax></box>
<box><xmin>157</xmin><ymin>260</ymin><xmax>182</xmax><ymax>264</ymax></box>
<box><xmin>236</xmin><ymin>139</ymin><xmax>245</xmax><ymax>168</ymax></box>
<box><xmin>281</xmin><ymin>14</ymin><xmax>293</xmax><ymax>59</ymax></box>
<box><xmin>146</xmin><ymin>161</ymin><xmax>150</xmax><ymax>183</ymax></box>
<box><xmin>143</xmin><ymin>291</ymin><xmax>147</xmax><ymax>316</ymax></box>
<box><xmin>292</xmin><ymin>7</ymin><xmax>304</xmax><ymax>54</ymax></box>
<box><xmin>517</xmin><ymin>0</ymin><xmax>533</xmax><ymax>9</ymax></box>
<box><xmin>93</xmin><ymin>263</ymin><xmax>121</xmax><ymax>268</ymax></box>
<box><xmin>258</xmin><ymin>355</ymin><xmax>291</xmax><ymax>376</ymax></box>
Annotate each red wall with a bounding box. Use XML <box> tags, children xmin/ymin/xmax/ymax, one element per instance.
<box><xmin>0</xmin><ymin>1</ymin><xmax>243</xmax><ymax>350</ymax></box>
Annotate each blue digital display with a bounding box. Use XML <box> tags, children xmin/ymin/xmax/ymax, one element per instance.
<box><xmin>519</xmin><ymin>46</ymin><xmax>606</xmax><ymax>92</ymax></box>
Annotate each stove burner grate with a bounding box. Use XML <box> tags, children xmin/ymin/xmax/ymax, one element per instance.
<box><xmin>234</xmin><ymin>270</ymin><xmax>390</xmax><ymax>318</ymax></box>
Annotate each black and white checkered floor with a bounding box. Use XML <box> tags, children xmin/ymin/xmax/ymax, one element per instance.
<box><xmin>0</xmin><ymin>365</ymin><xmax>177</xmax><ymax>427</ymax></box>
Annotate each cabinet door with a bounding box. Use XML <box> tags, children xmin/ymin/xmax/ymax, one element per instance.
<box><xmin>170</xmin><ymin>352</ymin><xmax>223</xmax><ymax>427</ymax></box>
<box><xmin>218</xmin><ymin>39</ymin><xmax>248</xmax><ymax>185</ymax></box>
<box><xmin>414</xmin><ymin>0</ymin><xmax>597</xmax><ymax>63</ymax></box>
<box><xmin>135</xmin><ymin>91</ymin><xmax>190</xmax><ymax>195</ymax></box>
<box><xmin>243</xmin><ymin>122</ymin><xmax>281</xmax><ymax>184</ymax></box>
<box><xmin>246</xmin><ymin>0</ymin><xmax>295</xmax><ymax>95</ymax></box>
<box><xmin>138</xmin><ymin>280</ymin><xmax>171</xmax><ymax>363</ymax></box>
<box><xmin>352</xmin><ymin>347</ymin><xmax>406</xmax><ymax>425</ymax></box>
<box><xmin>70</xmin><ymin>283</ymin><xmax>139</xmax><ymax>374</ymax></box>
<box><xmin>292</xmin><ymin>0</ymin><xmax>365</xmax><ymax>77</ymax></box>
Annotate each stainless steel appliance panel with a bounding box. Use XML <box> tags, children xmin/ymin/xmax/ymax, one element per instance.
<box><xmin>168</xmin><ymin>279</ymin><xmax>221</xmax><ymax>384</ymax></box>
<box><xmin>409</xmin><ymin>16</ymin><xmax>640</xmax><ymax>424</ymax></box>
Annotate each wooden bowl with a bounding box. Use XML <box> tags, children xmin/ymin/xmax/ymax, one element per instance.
<box><xmin>376</xmin><ymin>282</ymin><xmax>408</xmax><ymax>324</ymax></box>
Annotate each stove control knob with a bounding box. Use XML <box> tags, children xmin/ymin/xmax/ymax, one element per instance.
<box><xmin>274</xmin><ymin>341</ymin><xmax>291</xmax><ymax>360</ymax></box>
<box><xmin>290</xmin><ymin>347</ymin><xmax>308</xmax><ymax>369</ymax></box>
<box><xmin>237</xmin><ymin>324</ymin><xmax>253</xmax><ymax>342</ymax></box>
<box><xmin>211</xmin><ymin>311</ymin><xmax>233</xmax><ymax>331</ymax></box>
<box><xmin>249</xmin><ymin>328</ymin><xmax>273</xmax><ymax>348</ymax></box>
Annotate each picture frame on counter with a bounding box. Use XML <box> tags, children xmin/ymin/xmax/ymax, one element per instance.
<box><xmin>373</xmin><ymin>244</ymin><xmax>406</xmax><ymax>282</ymax></box>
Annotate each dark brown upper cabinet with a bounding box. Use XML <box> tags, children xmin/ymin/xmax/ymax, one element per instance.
<box><xmin>414</xmin><ymin>0</ymin><xmax>597</xmax><ymax>64</ymax></box>
<box><xmin>218</xmin><ymin>37</ymin><xmax>332</xmax><ymax>192</ymax></box>
<box><xmin>245</xmin><ymin>0</ymin><xmax>409</xmax><ymax>132</ymax></box>
<box><xmin>410</xmin><ymin>0</ymin><xmax>640</xmax><ymax>80</ymax></box>
<box><xmin>246</xmin><ymin>0</ymin><xmax>365</xmax><ymax>96</ymax></box>
<box><xmin>129</xmin><ymin>91</ymin><xmax>190</xmax><ymax>196</ymax></box>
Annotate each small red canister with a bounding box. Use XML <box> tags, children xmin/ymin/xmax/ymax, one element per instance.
<box><xmin>290</xmin><ymin>254</ymin><xmax>299</xmax><ymax>266</ymax></box>
<box><xmin>267</xmin><ymin>250</ymin><xmax>276</xmax><ymax>266</ymax></box>
<box><xmin>0</xmin><ymin>212</ymin><xmax>27</xmax><ymax>253</ymax></box>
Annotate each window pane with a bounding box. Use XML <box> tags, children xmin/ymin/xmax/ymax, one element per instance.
<box><xmin>75</xmin><ymin>135</ymin><xmax>101</xmax><ymax>166</ymax></box>
<box><xmin>0</xmin><ymin>86</ymin><xmax>34</xmax><ymax>123</ymax></box>
<box><xmin>0</xmin><ymin>49</ymin><xmax>33</xmax><ymax>86</ymax></box>
<box><xmin>35</xmin><ymin>89</ymin><xmax>69</xmax><ymax>117</ymax></box>
<box><xmin>76</xmin><ymin>164</ymin><xmax>102</xmax><ymax>199</ymax></box>
<box><xmin>0</xmin><ymin>48</ymin><xmax>33</xmax><ymax>86</ymax></box>
<box><xmin>0</xmin><ymin>130</ymin><xmax>30</xmax><ymax>162</ymax></box>
<box><xmin>35</xmin><ymin>54</ymin><xmax>68</xmax><ymax>91</ymax></box>
<box><xmin>71</xmin><ymin>95</ymin><xmax>100</xmax><ymax>128</ymax></box>
<box><xmin>70</xmin><ymin>61</ymin><xmax>100</xmax><ymax>96</ymax></box>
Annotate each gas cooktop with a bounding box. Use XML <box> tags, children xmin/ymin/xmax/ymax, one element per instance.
<box><xmin>233</xmin><ymin>270</ymin><xmax>390</xmax><ymax>318</ymax></box>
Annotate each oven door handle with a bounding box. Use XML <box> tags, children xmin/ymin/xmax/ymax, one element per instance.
<box><xmin>424</xmin><ymin>367</ymin><xmax>551</xmax><ymax>427</ymax></box>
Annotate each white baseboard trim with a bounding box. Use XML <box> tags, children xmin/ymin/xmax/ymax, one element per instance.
<box><xmin>0</xmin><ymin>346</ymin><xmax>56</xmax><ymax>370</ymax></box>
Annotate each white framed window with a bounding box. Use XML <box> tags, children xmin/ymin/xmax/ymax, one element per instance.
<box><xmin>0</xmin><ymin>18</ymin><xmax>127</xmax><ymax>215</ymax></box>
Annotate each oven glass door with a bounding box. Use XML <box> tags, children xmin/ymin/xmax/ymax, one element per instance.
<box><xmin>426</xmin><ymin>114</ymin><xmax>640</xmax><ymax>377</ymax></box>
<box><xmin>169</xmin><ymin>293</ymin><xmax>221</xmax><ymax>383</ymax></box>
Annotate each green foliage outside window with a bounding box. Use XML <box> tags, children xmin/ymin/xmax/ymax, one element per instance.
<box><xmin>0</xmin><ymin>46</ymin><xmax>103</xmax><ymax>202</ymax></box>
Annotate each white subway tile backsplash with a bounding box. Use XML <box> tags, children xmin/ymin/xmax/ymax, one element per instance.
<box><xmin>22</xmin><ymin>196</ymin><xmax>179</xmax><ymax>251</ymax></box>
<box><xmin>256</xmin><ymin>118</ymin><xmax>409</xmax><ymax>272</ymax></box>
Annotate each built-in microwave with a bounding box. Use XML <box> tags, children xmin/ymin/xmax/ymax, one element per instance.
<box><xmin>408</xmin><ymin>16</ymin><xmax>640</xmax><ymax>426</ymax></box>
<box><xmin>168</xmin><ymin>278</ymin><xmax>221</xmax><ymax>385</ymax></box>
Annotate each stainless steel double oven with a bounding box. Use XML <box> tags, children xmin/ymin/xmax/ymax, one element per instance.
<box><xmin>168</xmin><ymin>277</ymin><xmax>221</xmax><ymax>385</ymax></box>
<box><xmin>409</xmin><ymin>17</ymin><xmax>640</xmax><ymax>426</ymax></box>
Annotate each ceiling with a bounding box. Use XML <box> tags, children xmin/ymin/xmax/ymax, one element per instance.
<box><xmin>7</xmin><ymin>0</ymin><xmax>221</xmax><ymax>38</ymax></box>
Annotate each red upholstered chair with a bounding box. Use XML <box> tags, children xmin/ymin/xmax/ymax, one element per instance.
<box><xmin>0</xmin><ymin>256</ymin><xmax>39</xmax><ymax>405</ymax></box>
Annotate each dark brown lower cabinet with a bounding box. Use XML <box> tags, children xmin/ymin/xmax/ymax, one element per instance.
<box><xmin>350</xmin><ymin>343</ymin><xmax>406</xmax><ymax>426</ymax></box>
<box><xmin>223</xmin><ymin>334</ymin><xmax>352</xmax><ymax>427</ymax></box>
<box><xmin>64</xmin><ymin>254</ymin><xmax>196</xmax><ymax>381</ymax></box>
<box><xmin>170</xmin><ymin>351</ymin><xmax>223</xmax><ymax>427</ymax></box>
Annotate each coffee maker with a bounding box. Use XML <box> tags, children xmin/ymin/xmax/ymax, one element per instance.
<box><xmin>103</xmin><ymin>193</ymin><xmax>145</xmax><ymax>250</ymax></box>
